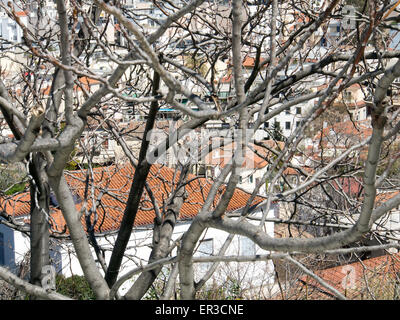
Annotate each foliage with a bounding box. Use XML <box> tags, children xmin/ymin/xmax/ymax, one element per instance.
<box><xmin>55</xmin><ymin>275</ymin><xmax>96</xmax><ymax>300</ymax></box>
<box><xmin>270</xmin><ymin>122</ymin><xmax>284</xmax><ymax>142</ymax></box>
<box><xmin>4</xmin><ymin>182</ymin><xmax>27</xmax><ymax>195</ymax></box>
<box><xmin>196</xmin><ymin>278</ymin><xmax>244</xmax><ymax>300</ymax></box>
<box><xmin>0</xmin><ymin>165</ymin><xmax>27</xmax><ymax>195</ymax></box>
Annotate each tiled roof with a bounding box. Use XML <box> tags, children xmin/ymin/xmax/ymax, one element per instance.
<box><xmin>281</xmin><ymin>253</ymin><xmax>400</xmax><ymax>300</ymax></box>
<box><xmin>375</xmin><ymin>190</ymin><xmax>400</xmax><ymax>205</ymax></box>
<box><xmin>242</xmin><ymin>56</ymin><xmax>266</xmax><ymax>68</ymax></box>
<box><xmin>205</xmin><ymin>140</ymin><xmax>313</xmax><ymax>176</ymax></box>
<box><xmin>0</xmin><ymin>164</ymin><xmax>266</xmax><ymax>235</ymax></box>
<box><xmin>307</xmin><ymin>120</ymin><xmax>372</xmax><ymax>162</ymax></box>
<box><xmin>331</xmin><ymin>177</ymin><xmax>364</xmax><ymax>196</ymax></box>
<box><xmin>220</xmin><ymin>74</ymin><xmax>232</xmax><ymax>83</ymax></box>
<box><xmin>313</xmin><ymin>120</ymin><xmax>372</xmax><ymax>142</ymax></box>
<box><xmin>330</xmin><ymin>177</ymin><xmax>400</xmax><ymax>206</ymax></box>
<box><xmin>15</xmin><ymin>11</ymin><xmax>28</xmax><ymax>17</ymax></box>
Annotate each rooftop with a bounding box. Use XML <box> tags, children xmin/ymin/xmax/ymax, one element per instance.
<box><xmin>0</xmin><ymin>163</ymin><xmax>266</xmax><ymax>235</ymax></box>
<box><xmin>292</xmin><ymin>253</ymin><xmax>400</xmax><ymax>300</ymax></box>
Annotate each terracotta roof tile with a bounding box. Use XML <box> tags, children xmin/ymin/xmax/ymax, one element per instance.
<box><xmin>279</xmin><ymin>253</ymin><xmax>400</xmax><ymax>300</ymax></box>
<box><xmin>242</xmin><ymin>56</ymin><xmax>265</xmax><ymax>68</ymax></box>
<box><xmin>1</xmin><ymin>164</ymin><xmax>265</xmax><ymax>235</ymax></box>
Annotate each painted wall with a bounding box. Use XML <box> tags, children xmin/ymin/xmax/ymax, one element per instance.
<box><xmin>6</xmin><ymin>204</ymin><xmax>276</xmax><ymax>296</ymax></box>
<box><xmin>48</xmin><ymin>205</ymin><xmax>275</xmax><ymax>295</ymax></box>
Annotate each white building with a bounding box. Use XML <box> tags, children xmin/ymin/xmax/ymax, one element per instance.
<box><xmin>0</xmin><ymin>11</ymin><xmax>26</xmax><ymax>47</ymax></box>
<box><xmin>0</xmin><ymin>163</ymin><xmax>276</xmax><ymax>297</ymax></box>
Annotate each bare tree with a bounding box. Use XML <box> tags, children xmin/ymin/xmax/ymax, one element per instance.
<box><xmin>1</xmin><ymin>0</ymin><xmax>400</xmax><ymax>300</ymax></box>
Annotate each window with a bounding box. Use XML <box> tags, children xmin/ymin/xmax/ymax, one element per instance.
<box><xmin>196</xmin><ymin>239</ymin><xmax>213</xmax><ymax>275</ymax></box>
<box><xmin>264</xmin><ymin>122</ymin><xmax>269</xmax><ymax>128</ymax></box>
<box><xmin>296</xmin><ymin>121</ymin><xmax>300</xmax><ymax>128</ymax></box>
<box><xmin>197</xmin><ymin>239</ymin><xmax>213</xmax><ymax>257</ymax></box>
<box><xmin>285</xmin><ymin>122</ymin><xmax>291</xmax><ymax>130</ymax></box>
<box><xmin>50</xmin><ymin>243</ymin><xmax>62</xmax><ymax>274</ymax></box>
<box><xmin>285</xmin><ymin>108</ymin><xmax>290</xmax><ymax>115</ymax></box>
<box><xmin>0</xmin><ymin>233</ymin><xmax>4</xmax><ymax>265</ymax></box>
<box><xmin>240</xmin><ymin>236</ymin><xmax>256</xmax><ymax>255</ymax></box>
<box><xmin>205</xmin><ymin>165</ymin><xmax>213</xmax><ymax>178</ymax></box>
<box><xmin>197</xmin><ymin>164</ymin><xmax>206</xmax><ymax>176</ymax></box>
<box><xmin>219</xmin><ymin>92</ymin><xmax>229</xmax><ymax>98</ymax></box>
<box><xmin>296</xmin><ymin>107</ymin><xmax>301</xmax><ymax>115</ymax></box>
<box><xmin>343</xmin><ymin>91</ymin><xmax>352</xmax><ymax>101</ymax></box>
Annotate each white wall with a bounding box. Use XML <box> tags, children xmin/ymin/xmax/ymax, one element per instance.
<box><xmin>254</xmin><ymin>98</ymin><xmax>315</xmax><ymax>141</ymax></box>
<box><xmin>8</xmin><ymin>205</ymin><xmax>275</xmax><ymax>296</ymax></box>
<box><xmin>5</xmin><ymin>202</ymin><xmax>276</xmax><ymax>297</ymax></box>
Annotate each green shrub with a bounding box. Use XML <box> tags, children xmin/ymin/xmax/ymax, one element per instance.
<box><xmin>0</xmin><ymin>165</ymin><xmax>27</xmax><ymax>195</ymax></box>
<box><xmin>4</xmin><ymin>182</ymin><xmax>27</xmax><ymax>195</ymax></box>
<box><xmin>55</xmin><ymin>275</ymin><xmax>96</xmax><ymax>300</ymax></box>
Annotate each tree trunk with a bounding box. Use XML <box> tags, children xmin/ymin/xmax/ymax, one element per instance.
<box><xmin>124</xmin><ymin>186</ymin><xmax>187</xmax><ymax>299</ymax></box>
<box><xmin>28</xmin><ymin>155</ymin><xmax>50</xmax><ymax>290</ymax></box>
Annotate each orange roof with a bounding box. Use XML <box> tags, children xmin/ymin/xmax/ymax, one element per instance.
<box><xmin>75</xmin><ymin>77</ymin><xmax>101</xmax><ymax>93</ymax></box>
<box><xmin>282</xmin><ymin>167</ymin><xmax>314</xmax><ymax>175</ymax></box>
<box><xmin>313</xmin><ymin>120</ymin><xmax>372</xmax><ymax>146</ymax></box>
<box><xmin>78</xmin><ymin>77</ymin><xmax>101</xmax><ymax>86</ymax></box>
<box><xmin>375</xmin><ymin>190</ymin><xmax>400</xmax><ymax>205</ymax></box>
<box><xmin>331</xmin><ymin>177</ymin><xmax>363</xmax><ymax>196</ymax></box>
<box><xmin>220</xmin><ymin>74</ymin><xmax>232</xmax><ymax>83</ymax></box>
<box><xmin>15</xmin><ymin>11</ymin><xmax>28</xmax><ymax>17</ymax></box>
<box><xmin>287</xmin><ymin>12</ymin><xmax>311</xmax><ymax>32</ymax></box>
<box><xmin>1</xmin><ymin>164</ymin><xmax>265</xmax><ymax>235</ymax></box>
<box><xmin>296</xmin><ymin>253</ymin><xmax>400</xmax><ymax>299</ymax></box>
<box><xmin>242</xmin><ymin>56</ymin><xmax>265</xmax><ymax>68</ymax></box>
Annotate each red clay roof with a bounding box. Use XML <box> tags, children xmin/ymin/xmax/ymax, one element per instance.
<box><xmin>331</xmin><ymin>177</ymin><xmax>364</xmax><ymax>196</ymax></box>
<box><xmin>242</xmin><ymin>56</ymin><xmax>266</xmax><ymax>68</ymax></box>
<box><xmin>295</xmin><ymin>253</ymin><xmax>400</xmax><ymax>300</ymax></box>
<box><xmin>0</xmin><ymin>164</ymin><xmax>265</xmax><ymax>234</ymax></box>
<box><xmin>313</xmin><ymin>120</ymin><xmax>372</xmax><ymax>142</ymax></box>
<box><xmin>15</xmin><ymin>11</ymin><xmax>28</xmax><ymax>17</ymax></box>
<box><xmin>309</xmin><ymin>121</ymin><xmax>372</xmax><ymax>161</ymax></box>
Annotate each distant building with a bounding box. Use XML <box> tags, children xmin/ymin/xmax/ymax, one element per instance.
<box><xmin>0</xmin><ymin>11</ymin><xmax>27</xmax><ymax>48</ymax></box>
